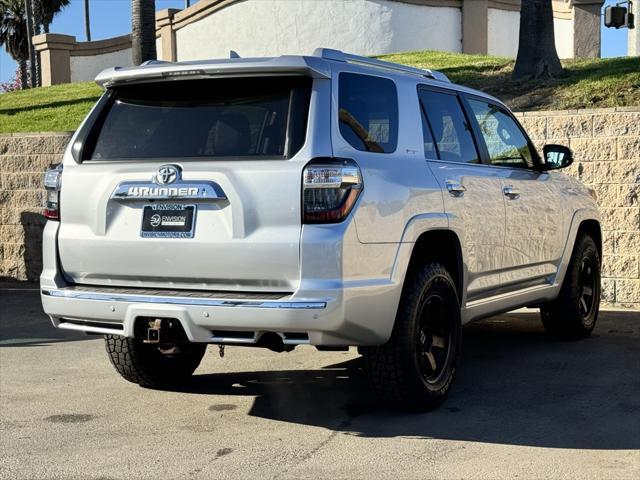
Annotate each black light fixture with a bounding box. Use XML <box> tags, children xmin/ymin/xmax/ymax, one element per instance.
<box><xmin>604</xmin><ymin>1</ymin><xmax>635</xmax><ymax>29</ymax></box>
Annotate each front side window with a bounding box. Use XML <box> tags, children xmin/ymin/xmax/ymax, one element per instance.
<box><xmin>467</xmin><ymin>99</ymin><xmax>533</xmax><ymax>168</ymax></box>
<box><xmin>419</xmin><ymin>89</ymin><xmax>479</xmax><ymax>164</ymax></box>
<box><xmin>338</xmin><ymin>73</ymin><xmax>398</xmax><ymax>153</ymax></box>
<box><xmin>85</xmin><ymin>76</ymin><xmax>311</xmax><ymax>160</ymax></box>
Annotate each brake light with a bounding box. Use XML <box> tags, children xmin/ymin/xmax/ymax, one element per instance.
<box><xmin>302</xmin><ymin>159</ymin><xmax>363</xmax><ymax>224</ymax></box>
<box><xmin>43</xmin><ymin>164</ymin><xmax>62</xmax><ymax>220</ymax></box>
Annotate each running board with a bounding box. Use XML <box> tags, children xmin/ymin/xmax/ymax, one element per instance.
<box><xmin>462</xmin><ymin>284</ymin><xmax>558</xmax><ymax>324</ymax></box>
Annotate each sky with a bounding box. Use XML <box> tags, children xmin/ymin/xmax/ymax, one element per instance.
<box><xmin>0</xmin><ymin>0</ymin><xmax>633</xmax><ymax>83</ymax></box>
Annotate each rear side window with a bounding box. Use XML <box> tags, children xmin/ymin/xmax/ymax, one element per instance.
<box><xmin>338</xmin><ymin>73</ymin><xmax>398</xmax><ymax>153</ymax></box>
<box><xmin>418</xmin><ymin>89</ymin><xmax>479</xmax><ymax>164</ymax></box>
<box><xmin>85</xmin><ymin>77</ymin><xmax>311</xmax><ymax>160</ymax></box>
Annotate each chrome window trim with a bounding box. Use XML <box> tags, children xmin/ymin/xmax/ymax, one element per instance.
<box><xmin>425</xmin><ymin>157</ymin><xmax>543</xmax><ymax>173</ymax></box>
<box><xmin>41</xmin><ymin>288</ymin><xmax>327</xmax><ymax>310</ymax></box>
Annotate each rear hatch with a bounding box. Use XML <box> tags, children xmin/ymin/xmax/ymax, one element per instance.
<box><xmin>57</xmin><ymin>76</ymin><xmax>311</xmax><ymax>292</ymax></box>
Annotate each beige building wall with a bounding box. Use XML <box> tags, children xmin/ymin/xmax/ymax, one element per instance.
<box><xmin>34</xmin><ymin>0</ymin><xmax>608</xmax><ymax>86</ymax></box>
<box><xmin>487</xmin><ymin>8</ymin><xmax>520</xmax><ymax>58</ymax></box>
<box><xmin>173</xmin><ymin>0</ymin><xmax>462</xmax><ymax>60</ymax></box>
<box><xmin>70</xmin><ymin>48</ymin><xmax>132</xmax><ymax>83</ymax></box>
<box><xmin>554</xmin><ymin>17</ymin><xmax>574</xmax><ymax>59</ymax></box>
<box><xmin>629</xmin><ymin>25</ymin><xmax>640</xmax><ymax>56</ymax></box>
<box><xmin>33</xmin><ymin>34</ymin><xmax>132</xmax><ymax>87</ymax></box>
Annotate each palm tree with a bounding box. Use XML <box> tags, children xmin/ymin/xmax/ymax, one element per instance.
<box><xmin>83</xmin><ymin>0</ymin><xmax>90</xmax><ymax>41</ymax></box>
<box><xmin>132</xmin><ymin>0</ymin><xmax>157</xmax><ymax>65</ymax></box>
<box><xmin>512</xmin><ymin>0</ymin><xmax>563</xmax><ymax>80</ymax></box>
<box><xmin>0</xmin><ymin>0</ymin><xmax>29</xmax><ymax>87</ymax></box>
<box><xmin>37</xmin><ymin>0</ymin><xmax>70</xmax><ymax>33</ymax></box>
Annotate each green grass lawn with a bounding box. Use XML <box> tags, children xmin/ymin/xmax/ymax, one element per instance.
<box><xmin>0</xmin><ymin>82</ymin><xmax>102</xmax><ymax>134</ymax></box>
<box><xmin>381</xmin><ymin>51</ymin><xmax>640</xmax><ymax>111</ymax></box>
<box><xmin>0</xmin><ymin>51</ymin><xmax>638</xmax><ymax>134</ymax></box>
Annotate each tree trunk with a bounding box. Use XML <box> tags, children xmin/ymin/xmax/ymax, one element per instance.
<box><xmin>31</xmin><ymin>0</ymin><xmax>41</xmax><ymax>87</ymax></box>
<box><xmin>512</xmin><ymin>0</ymin><xmax>563</xmax><ymax>80</ymax></box>
<box><xmin>19</xmin><ymin>60</ymin><xmax>28</xmax><ymax>89</ymax></box>
<box><xmin>32</xmin><ymin>0</ymin><xmax>42</xmax><ymax>35</ymax></box>
<box><xmin>84</xmin><ymin>0</ymin><xmax>92</xmax><ymax>41</ymax></box>
<box><xmin>132</xmin><ymin>0</ymin><xmax>157</xmax><ymax>65</ymax></box>
<box><xmin>24</xmin><ymin>0</ymin><xmax>37</xmax><ymax>87</ymax></box>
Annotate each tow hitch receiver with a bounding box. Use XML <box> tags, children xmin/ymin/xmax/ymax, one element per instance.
<box><xmin>144</xmin><ymin>319</ymin><xmax>162</xmax><ymax>344</ymax></box>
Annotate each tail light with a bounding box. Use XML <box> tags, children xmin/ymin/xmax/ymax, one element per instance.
<box><xmin>303</xmin><ymin>158</ymin><xmax>363</xmax><ymax>224</ymax></box>
<box><xmin>43</xmin><ymin>164</ymin><xmax>63</xmax><ymax>220</ymax></box>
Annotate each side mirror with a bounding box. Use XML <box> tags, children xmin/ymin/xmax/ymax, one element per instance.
<box><xmin>542</xmin><ymin>144</ymin><xmax>573</xmax><ymax>170</ymax></box>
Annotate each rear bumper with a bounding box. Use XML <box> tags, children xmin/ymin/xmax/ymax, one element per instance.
<box><xmin>40</xmin><ymin>220</ymin><xmax>407</xmax><ymax>346</ymax></box>
<box><xmin>41</xmin><ymin>282</ymin><xmax>397</xmax><ymax>346</ymax></box>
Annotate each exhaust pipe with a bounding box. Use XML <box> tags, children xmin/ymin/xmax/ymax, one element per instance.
<box><xmin>256</xmin><ymin>332</ymin><xmax>294</xmax><ymax>353</ymax></box>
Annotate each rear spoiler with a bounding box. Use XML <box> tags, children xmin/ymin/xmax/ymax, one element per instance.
<box><xmin>95</xmin><ymin>55</ymin><xmax>331</xmax><ymax>88</ymax></box>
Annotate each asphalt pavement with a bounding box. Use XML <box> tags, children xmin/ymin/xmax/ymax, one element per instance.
<box><xmin>1</xmin><ymin>286</ymin><xmax>639</xmax><ymax>479</ymax></box>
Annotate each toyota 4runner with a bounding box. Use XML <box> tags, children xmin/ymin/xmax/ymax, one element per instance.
<box><xmin>41</xmin><ymin>49</ymin><xmax>601</xmax><ymax>411</ymax></box>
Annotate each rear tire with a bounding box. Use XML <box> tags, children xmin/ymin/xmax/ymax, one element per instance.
<box><xmin>540</xmin><ymin>234</ymin><xmax>601</xmax><ymax>340</ymax></box>
<box><xmin>104</xmin><ymin>335</ymin><xmax>206</xmax><ymax>388</ymax></box>
<box><xmin>362</xmin><ymin>263</ymin><xmax>461</xmax><ymax>411</ymax></box>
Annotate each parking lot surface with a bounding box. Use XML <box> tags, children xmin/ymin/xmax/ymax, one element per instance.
<box><xmin>1</xmin><ymin>287</ymin><xmax>639</xmax><ymax>479</ymax></box>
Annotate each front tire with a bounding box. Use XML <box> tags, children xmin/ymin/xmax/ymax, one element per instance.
<box><xmin>105</xmin><ymin>335</ymin><xmax>206</xmax><ymax>388</ymax></box>
<box><xmin>540</xmin><ymin>234</ymin><xmax>601</xmax><ymax>339</ymax></box>
<box><xmin>362</xmin><ymin>263</ymin><xmax>461</xmax><ymax>411</ymax></box>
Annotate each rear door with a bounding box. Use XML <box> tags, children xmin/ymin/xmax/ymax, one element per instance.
<box><xmin>57</xmin><ymin>76</ymin><xmax>315</xmax><ymax>292</ymax></box>
<box><xmin>464</xmin><ymin>97</ymin><xmax>564</xmax><ymax>288</ymax></box>
<box><xmin>418</xmin><ymin>87</ymin><xmax>506</xmax><ymax>302</ymax></box>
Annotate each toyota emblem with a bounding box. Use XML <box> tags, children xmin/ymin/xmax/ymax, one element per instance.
<box><xmin>153</xmin><ymin>165</ymin><xmax>181</xmax><ymax>185</ymax></box>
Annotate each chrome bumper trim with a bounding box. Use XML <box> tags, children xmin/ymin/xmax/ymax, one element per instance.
<box><xmin>41</xmin><ymin>288</ymin><xmax>327</xmax><ymax>310</ymax></box>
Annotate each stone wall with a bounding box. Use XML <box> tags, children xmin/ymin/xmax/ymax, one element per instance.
<box><xmin>516</xmin><ymin>107</ymin><xmax>640</xmax><ymax>309</ymax></box>
<box><xmin>0</xmin><ymin>132</ymin><xmax>73</xmax><ymax>281</ymax></box>
<box><xmin>0</xmin><ymin>108</ymin><xmax>638</xmax><ymax>308</ymax></box>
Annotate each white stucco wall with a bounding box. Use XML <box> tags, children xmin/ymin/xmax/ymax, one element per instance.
<box><xmin>156</xmin><ymin>37</ymin><xmax>163</xmax><ymax>60</ymax></box>
<box><xmin>629</xmin><ymin>25</ymin><xmax>640</xmax><ymax>56</ymax></box>
<box><xmin>488</xmin><ymin>9</ymin><xmax>574</xmax><ymax>59</ymax></box>
<box><xmin>554</xmin><ymin>17</ymin><xmax>573</xmax><ymax>59</ymax></box>
<box><xmin>174</xmin><ymin>0</ymin><xmax>461</xmax><ymax>61</ymax></box>
<box><xmin>487</xmin><ymin>8</ymin><xmax>519</xmax><ymax>58</ymax></box>
<box><xmin>70</xmin><ymin>48</ymin><xmax>133</xmax><ymax>82</ymax></box>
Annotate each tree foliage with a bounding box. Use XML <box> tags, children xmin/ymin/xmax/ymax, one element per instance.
<box><xmin>37</xmin><ymin>0</ymin><xmax>71</xmax><ymax>33</ymax></box>
<box><xmin>0</xmin><ymin>0</ymin><xmax>69</xmax><ymax>88</ymax></box>
<box><xmin>0</xmin><ymin>0</ymin><xmax>28</xmax><ymax>62</ymax></box>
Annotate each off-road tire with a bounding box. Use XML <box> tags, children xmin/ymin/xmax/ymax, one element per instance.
<box><xmin>540</xmin><ymin>234</ymin><xmax>601</xmax><ymax>340</ymax></box>
<box><xmin>362</xmin><ymin>263</ymin><xmax>461</xmax><ymax>411</ymax></box>
<box><xmin>104</xmin><ymin>335</ymin><xmax>207</xmax><ymax>388</ymax></box>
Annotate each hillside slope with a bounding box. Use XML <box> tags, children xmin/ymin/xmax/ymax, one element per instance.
<box><xmin>1</xmin><ymin>51</ymin><xmax>638</xmax><ymax>133</ymax></box>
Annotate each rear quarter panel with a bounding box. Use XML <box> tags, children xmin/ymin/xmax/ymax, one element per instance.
<box><xmin>328</xmin><ymin>64</ymin><xmax>445</xmax><ymax>244</ymax></box>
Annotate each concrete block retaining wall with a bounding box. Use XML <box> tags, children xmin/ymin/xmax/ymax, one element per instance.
<box><xmin>515</xmin><ymin>107</ymin><xmax>640</xmax><ymax>309</ymax></box>
<box><xmin>1</xmin><ymin>107</ymin><xmax>638</xmax><ymax>308</ymax></box>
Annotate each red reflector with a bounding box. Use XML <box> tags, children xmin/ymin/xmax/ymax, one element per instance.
<box><xmin>44</xmin><ymin>209</ymin><xmax>59</xmax><ymax>220</ymax></box>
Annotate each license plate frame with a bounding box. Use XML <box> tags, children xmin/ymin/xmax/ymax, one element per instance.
<box><xmin>140</xmin><ymin>204</ymin><xmax>197</xmax><ymax>238</ymax></box>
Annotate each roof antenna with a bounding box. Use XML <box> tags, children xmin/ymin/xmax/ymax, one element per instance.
<box><xmin>230</xmin><ymin>50</ymin><xmax>241</xmax><ymax>59</ymax></box>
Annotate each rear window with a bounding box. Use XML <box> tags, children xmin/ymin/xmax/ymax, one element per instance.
<box><xmin>338</xmin><ymin>73</ymin><xmax>398</xmax><ymax>154</ymax></box>
<box><xmin>84</xmin><ymin>77</ymin><xmax>311</xmax><ymax>160</ymax></box>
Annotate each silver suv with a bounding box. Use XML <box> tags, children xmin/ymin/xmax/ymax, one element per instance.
<box><xmin>41</xmin><ymin>49</ymin><xmax>601</xmax><ymax>410</ymax></box>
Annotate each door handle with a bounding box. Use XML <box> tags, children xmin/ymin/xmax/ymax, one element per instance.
<box><xmin>503</xmin><ymin>185</ymin><xmax>520</xmax><ymax>199</ymax></box>
<box><xmin>446</xmin><ymin>181</ymin><xmax>466</xmax><ymax>197</ymax></box>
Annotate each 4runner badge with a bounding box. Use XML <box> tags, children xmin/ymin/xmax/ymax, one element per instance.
<box><xmin>110</xmin><ymin>165</ymin><xmax>227</xmax><ymax>201</ymax></box>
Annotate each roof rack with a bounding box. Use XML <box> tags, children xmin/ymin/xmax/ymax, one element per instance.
<box><xmin>139</xmin><ymin>59</ymin><xmax>173</xmax><ymax>66</ymax></box>
<box><xmin>313</xmin><ymin>48</ymin><xmax>450</xmax><ymax>83</ymax></box>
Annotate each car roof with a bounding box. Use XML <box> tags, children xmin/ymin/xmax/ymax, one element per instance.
<box><xmin>94</xmin><ymin>48</ymin><xmax>505</xmax><ymax>108</ymax></box>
